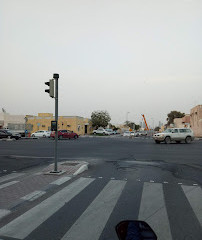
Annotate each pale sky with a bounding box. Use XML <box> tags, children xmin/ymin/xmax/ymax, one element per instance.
<box><xmin>1</xmin><ymin>0</ymin><xmax>202</xmax><ymax>126</ymax></box>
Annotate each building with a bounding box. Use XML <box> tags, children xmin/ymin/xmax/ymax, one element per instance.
<box><xmin>174</xmin><ymin>114</ymin><xmax>190</xmax><ymax>128</ymax></box>
<box><xmin>26</xmin><ymin>113</ymin><xmax>92</xmax><ymax>135</ymax></box>
<box><xmin>190</xmin><ymin>105</ymin><xmax>202</xmax><ymax>137</ymax></box>
<box><xmin>0</xmin><ymin>109</ymin><xmax>25</xmax><ymax>130</ymax></box>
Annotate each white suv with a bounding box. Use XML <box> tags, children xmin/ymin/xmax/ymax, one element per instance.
<box><xmin>153</xmin><ymin>128</ymin><xmax>194</xmax><ymax>144</ymax></box>
<box><xmin>93</xmin><ymin>127</ymin><xmax>110</xmax><ymax>135</ymax></box>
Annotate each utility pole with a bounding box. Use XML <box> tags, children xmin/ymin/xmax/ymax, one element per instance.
<box><xmin>126</xmin><ymin>112</ymin><xmax>130</xmax><ymax>122</ymax></box>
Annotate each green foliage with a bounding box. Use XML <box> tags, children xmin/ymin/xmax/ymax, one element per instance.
<box><xmin>125</xmin><ymin>121</ymin><xmax>140</xmax><ymax>130</ymax></box>
<box><xmin>154</xmin><ymin>126</ymin><xmax>160</xmax><ymax>131</ymax></box>
<box><xmin>167</xmin><ymin>111</ymin><xmax>185</xmax><ymax>126</ymax></box>
<box><xmin>91</xmin><ymin>110</ymin><xmax>111</xmax><ymax>129</ymax></box>
<box><xmin>135</xmin><ymin>124</ymin><xmax>141</xmax><ymax>130</ymax></box>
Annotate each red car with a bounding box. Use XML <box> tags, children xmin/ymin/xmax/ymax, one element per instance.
<box><xmin>50</xmin><ymin>130</ymin><xmax>79</xmax><ymax>140</ymax></box>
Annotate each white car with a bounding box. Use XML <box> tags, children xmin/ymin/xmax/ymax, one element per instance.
<box><xmin>31</xmin><ymin>130</ymin><xmax>51</xmax><ymax>138</ymax></box>
<box><xmin>93</xmin><ymin>128</ymin><xmax>110</xmax><ymax>135</ymax></box>
<box><xmin>153</xmin><ymin>128</ymin><xmax>194</xmax><ymax>144</ymax></box>
<box><xmin>123</xmin><ymin>131</ymin><xmax>131</xmax><ymax>137</ymax></box>
<box><xmin>105</xmin><ymin>129</ymin><xmax>115</xmax><ymax>135</ymax></box>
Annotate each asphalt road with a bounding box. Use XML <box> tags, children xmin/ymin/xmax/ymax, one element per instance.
<box><xmin>0</xmin><ymin>136</ymin><xmax>202</xmax><ymax>239</ymax></box>
<box><xmin>0</xmin><ymin>136</ymin><xmax>202</xmax><ymax>185</ymax></box>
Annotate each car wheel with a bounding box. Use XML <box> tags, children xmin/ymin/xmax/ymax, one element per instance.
<box><xmin>165</xmin><ymin>136</ymin><xmax>171</xmax><ymax>144</ymax></box>
<box><xmin>155</xmin><ymin>140</ymin><xmax>160</xmax><ymax>144</ymax></box>
<box><xmin>59</xmin><ymin>135</ymin><xmax>63</xmax><ymax>140</ymax></box>
<box><xmin>74</xmin><ymin>135</ymin><xmax>78</xmax><ymax>139</ymax></box>
<box><xmin>176</xmin><ymin>141</ymin><xmax>181</xmax><ymax>144</ymax></box>
<box><xmin>185</xmin><ymin>136</ymin><xmax>192</xmax><ymax>144</ymax></box>
<box><xmin>93</xmin><ymin>132</ymin><xmax>96</xmax><ymax>135</ymax></box>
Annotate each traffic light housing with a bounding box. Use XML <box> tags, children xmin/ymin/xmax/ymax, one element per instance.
<box><xmin>45</xmin><ymin>79</ymin><xmax>54</xmax><ymax>98</ymax></box>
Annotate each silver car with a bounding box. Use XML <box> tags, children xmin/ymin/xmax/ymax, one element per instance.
<box><xmin>153</xmin><ymin>128</ymin><xmax>194</xmax><ymax>144</ymax></box>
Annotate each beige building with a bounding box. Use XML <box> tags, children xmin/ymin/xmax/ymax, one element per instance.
<box><xmin>0</xmin><ymin>110</ymin><xmax>25</xmax><ymax>130</ymax></box>
<box><xmin>26</xmin><ymin>113</ymin><xmax>92</xmax><ymax>135</ymax></box>
<box><xmin>174</xmin><ymin>114</ymin><xmax>190</xmax><ymax>128</ymax></box>
<box><xmin>190</xmin><ymin>105</ymin><xmax>202</xmax><ymax>137</ymax></box>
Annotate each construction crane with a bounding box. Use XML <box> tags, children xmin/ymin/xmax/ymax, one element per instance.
<box><xmin>142</xmin><ymin>114</ymin><xmax>150</xmax><ymax>131</ymax></box>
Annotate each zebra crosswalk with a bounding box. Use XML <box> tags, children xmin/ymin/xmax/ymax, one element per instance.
<box><xmin>0</xmin><ymin>177</ymin><xmax>201</xmax><ymax>240</ymax></box>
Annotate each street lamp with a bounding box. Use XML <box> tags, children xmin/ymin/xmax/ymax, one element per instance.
<box><xmin>126</xmin><ymin>112</ymin><xmax>130</xmax><ymax>122</ymax></box>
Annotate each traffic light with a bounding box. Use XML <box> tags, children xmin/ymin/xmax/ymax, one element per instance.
<box><xmin>45</xmin><ymin>79</ymin><xmax>54</xmax><ymax>98</ymax></box>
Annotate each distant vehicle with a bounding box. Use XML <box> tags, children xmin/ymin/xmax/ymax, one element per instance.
<box><xmin>0</xmin><ymin>129</ymin><xmax>21</xmax><ymax>140</ymax></box>
<box><xmin>105</xmin><ymin>129</ymin><xmax>115</xmax><ymax>135</ymax></box>
<box><xmin>123</xmin><ymin>131</ymin><xmax>131</xmax><ymax>137</ymax></box>
<box><xmin>93</xmin><ymin>128</ymin><xmax>110</xmax><ymax>135</ymax></box>
<box><xmin>153</xmin><ymin>128</ymin><xmax>194</xmax><ymax>144</ymax></box>
<box><xmin>31</xmin><ymin>130</ymin><xmax>51</xmax><ymax>138</ymax></box>
<box><xmin>50</xmin><ymin>130</ymin><xmax>79</xmax><ymax>139</ymax></box>
<box><xmin>139</xmin><ymin>131</ymin><xmax>147</xmax><ymax>136</ymax></box>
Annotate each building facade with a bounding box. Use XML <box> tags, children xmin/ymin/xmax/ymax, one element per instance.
<box><xmin>190</xmin><ymin>105</ymin><xmax>202</xmax><ymax>137</ymax></box>
<box><xmin>26</xmin><ymin>113</ymin><xmax>92</xmax><ymax>135</ymax></box>
<box><xmin>174</xmin><ymin>114</ymin><xmax>190</xmax><ymax>128</ymax></box>
<box><xmin>0</xmin><ymin>110</ymin><xmax>25</xmax><ymax>130</ymax></box>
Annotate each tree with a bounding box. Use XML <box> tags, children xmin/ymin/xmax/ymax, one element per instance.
<box><xmin>125</xmin><ymin>121</ymin><xmax>140</xmax><ymax>130</ymax></box>
<box><xmin>166</xmin><ymin>111</ymin><xmax>185</xmax><ymax>126</ymax></box>
<box><xmin>135</xmin><ymin>124</ymin><xmax>141</xmax><ymax>130</ymax></box>
<box><xmin>154</xmin><ymin>126</ymin><xmax>160</xmax><ymax>131</ymax></box>
<box><xmin>124</xmin><ymin>121</ymin><xmax>135</xmax><ymax>129</ymax></box>
<box><xmin>91</xmin><ymin>110</ymin><xmax>111</xmax><ymax>129</ymax></box>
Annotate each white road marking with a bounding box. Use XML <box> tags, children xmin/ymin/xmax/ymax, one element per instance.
<box><xmin>193</xmin><ymin>184</ymin><xmax>198</xmax><ymax>186</ymax></box>
<box><xmin>98</xmin><ymin>177</ymin><xmax>103</xmax><ymax>179</ymax></box>
<box><xmin>0</xmin><ymin>209</ymin><xmax>11</xmax><ymax>220</ymax></box>
<box><xmin>21</xmin><ymin>191</ymin><xmax>46</xmax><ymax>201</ymax></box>
<box><xmin>0</xmin><ymin>181</ymin><xmax>19</xmax><ymax>190</ymax></box>
<box><xmin>138</xmin><ymin>182</ymin><xmax>172</xmax><ymax>240</ymax></box>
<box><xmin>0</xmin><ymin>177</ymin><xmax>94</xmax><ymax>239</ymax></box>
<box><xmin>182</xmin><ymin>185</ymin><xmax>202</xmax><ymax>226</ymax></box>
<box><xmin>0</xmin><ymin>173</ymin><xmax>25</xmax><ymax>184</ymax></box>
<box><xmin>61</xmin><ymin>180</ymin><xmax>126</xmax><ymax>240</ymax></box>
<box><xmin>150</xmin><ymin>180</ymin><xmax>155</xmax><ymax>183</ymax></box>
<box><xmin>163</xmin><ymin>181</ymin><xmax>168</xmax><ymax>184</ymax></box>
<box><xmin>178</xmin><ymin>183</ymin><xmax>182</xmax><ymax>185</ymax></box>
<box><xmin>50</xmin><ymin>176</ymin><xmax>71</xmax><ymax>185</ymax></box>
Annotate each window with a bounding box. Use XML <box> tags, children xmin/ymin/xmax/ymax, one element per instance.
<box><xmin>42</xmin><ymin>125</ymin><xmax>45</xmax><ymax>127</ymax></box>
<box><xmin>179</xmin><ymin>129</ymin><xmax>186</xmax><ymax>133</ymax></box>
<box><xmin>61</xmin><ymin>130</ymin><xmax>67</xmax><ymax>133</ymax></box>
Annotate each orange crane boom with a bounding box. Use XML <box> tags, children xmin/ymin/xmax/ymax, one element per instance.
<box><xmin>142</xmin><ymin>114</ymin><xmax>150</xmax><ymax>131</ymax></box>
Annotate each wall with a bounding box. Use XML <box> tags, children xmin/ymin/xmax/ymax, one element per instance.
<box><xmin>0</xmin><ymin>112</ymin><xmax>25</xmax><ymax>128</ymax></box>
<box><xmin>26</xmin><ymin>113</ymin><xmax>92</xmax><ymax>135</ymax></box>
<box><xmin>190</xmin><ymin>105</ymin><xmax>202</xmax><ymax>137</ymax></box>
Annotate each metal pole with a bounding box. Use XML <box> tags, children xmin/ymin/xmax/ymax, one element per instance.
<box><xmin>53</xmin><ymin>73</ymin><xmax>59</xmax><ymax>172</ymax></box>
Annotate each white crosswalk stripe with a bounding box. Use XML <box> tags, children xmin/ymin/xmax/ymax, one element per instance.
<box><xmin>138</xmin><ymin>182</ymin><xmax>172</xmax><ymax>240</ymax></box>
<box><xmin>61</xmin><ymin>180</ymin><xmax>126</xmax><ymax>240</ymax></box>
<box><xmin>0</xmin><ymin>178</ymin><xmax>201</xmax><ymax>240</ymax></box>
<box><xmin>0</xmin><ymin>180</ymin><xmax>19</xmax><ymax>190</ymax></box>
<box><xmin>181</xmin><ymin>185</ymin><xmax>202</xmax><ymax>226</ymax></box>
<box><xmin>0</xmin><ymin>177</ymin><xmax>94</xmax><ymax>239</ymax></box>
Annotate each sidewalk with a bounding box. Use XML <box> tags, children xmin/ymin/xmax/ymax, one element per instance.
<box><xmin>0</xmin><ymin>161</ymin><xmax>88</xmax><ymax>220</ymax></box>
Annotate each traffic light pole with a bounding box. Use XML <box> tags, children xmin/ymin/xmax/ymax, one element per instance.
<box><xmin>53</xmin><ymin>73</ymin><xmax>59</xmax><ymax>172</ymax></box>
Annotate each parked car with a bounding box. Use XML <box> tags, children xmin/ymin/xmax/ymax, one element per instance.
<box><xmin>93</xmin><ymin>128</ymin><xmax>110</xmax><ymax>135</ymax></box>
<box><xmin>105</xmin><ymin>129</ymin><xmax>115</xmax><ymax>135</ymax></box>
<box><xmin>50</xmin><ymin>130</ymin><xmax>79</xmax><ymax>139</ymax></box>
<box><xmin>31</xmin><ymin>130</ymin><xmax>51</xmax><ymax>138</ymax></box>
<box><xmin>123</xmin><ymin>131</ymin><xmax>131</xmax><ymax>137</ymax></box>
<box><xmin>0</xmin><ymin>129</ymin><xmax>21</xmax><ymax>140</ymax></box>
<box><xmin>153</xmin><ymin>128</ymin><xmax>194</xmax><ymax>144</ymax></box>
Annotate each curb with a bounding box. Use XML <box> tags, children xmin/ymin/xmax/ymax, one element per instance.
<box><xmin>73</xmin><ymin>163</ymin><xmax>89</xmax><ymax>176</ymax></box>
